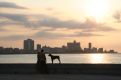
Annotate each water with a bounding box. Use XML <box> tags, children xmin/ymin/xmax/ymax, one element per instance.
<box><xmin>0</xmin><ymin>53</ymin><xmax>121</xmax><ymax>64</ymax></box>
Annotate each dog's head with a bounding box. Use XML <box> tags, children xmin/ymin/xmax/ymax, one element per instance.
<box><xmin>48</xmin><ymin>54</ymin><xmax>51</xmax><ymax>56</ymax></box>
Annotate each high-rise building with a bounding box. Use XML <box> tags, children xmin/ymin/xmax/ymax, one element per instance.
<box><xmin>24</xmin><ymin>39</ymin><xmax>34</xmax><ymax>51</ymax></box>
<box><xmin>89</xmin><ymin>43</ymin><xmax>92</xmax><ymax>50</ymax></box>
<box><xmin>67</xmin><ymin>40</ymin><xmax>82</xmax><ymax>52</ymax></box>
<box><xmin>88</xmin><ymin>42</ymin><xmax>92</xmax><ymax>53</ymax></box>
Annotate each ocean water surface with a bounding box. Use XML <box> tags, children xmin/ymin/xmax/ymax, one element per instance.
<box><xmin>0</xmin><ymin>53</ymin><xmax>121</xmax><ymax>64</ymax></box>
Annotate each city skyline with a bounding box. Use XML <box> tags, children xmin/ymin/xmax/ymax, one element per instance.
<box><xmin>0</xmin><ymin>39</ymin><xmax>117</xmax><ymax>54</ymax></box>
<box><xmin>0</xmin><ymin>0</ymin><xmax>121</xmax><ymax>52</ymax></box>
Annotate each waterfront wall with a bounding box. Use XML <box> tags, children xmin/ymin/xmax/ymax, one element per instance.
<box><xmin>0</xmin><ymin>64</ymin><xmax>121</xmax><ymax>75</ymax></box>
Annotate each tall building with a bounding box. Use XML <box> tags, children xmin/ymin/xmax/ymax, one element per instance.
<box><xmin>24</xmin><ymin>39</ymin><xmax>34</xmax><ymax>51</ymax></box>
<box><xmin>67</xmin><ymin>40</ymin><xmax>82</xmax><ymax>52</ymax></box>
<box><xmin>88</xmin><ymin>42</ymin><xmax>92</xmax><ymax>53</ymax></box>
<box><xmin>89</xmin><ymin>43</ymin><xmax>92</xmax><ymax>50</ymax></box>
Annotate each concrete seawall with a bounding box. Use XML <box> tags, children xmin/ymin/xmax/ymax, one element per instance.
<box><xmin>1</xmin><ymin>64</ymin><xmax>121</xmax><ymax>75</ymax></box>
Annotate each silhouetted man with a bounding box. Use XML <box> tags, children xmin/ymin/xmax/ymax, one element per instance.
<box><xmin>37</xmin><ymin>49</ymin><xmax>48</xmax><ymax>74</ymax></box>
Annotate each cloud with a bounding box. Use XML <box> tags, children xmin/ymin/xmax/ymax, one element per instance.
<box><xmin>0</xmin><ymin>13</ymin><xmax>116</xmax><ymax>32</ymax></box>
<box><xmin>37</xmin><ymin>17</ymin><xmax>82</xmax><ymax>29</ymax></box>
<box><xmin>34</xmin><ymin>30</ymin><xmax>103</xmax><ymax>39</ymax></box>
<box><xmin>0</xmin><ymin>13</ymin><xmax>33</xmax><ymax>28</ymax></box>
<box><xmin>35</xmin><ymin>31</ymin><xmax>68</xmax><ymax>39</ymax></box>
<box><xmin>0</xmin><ymin>28</ymin><xmax>6</xmax><ymax>31</ymax></box>
<box><xmin>113</xmin><ymin>11</ymin><xmax>121</xmax><ymax>22</ymax></box>
<box><xmin>46</xmin><ymin>8</ymin><xmax>53</xmax><ymax>11</ymax></box>
<box><xmin>0</xmin><ymin>13</ymin><xmax>27</xmax><ymax>22</ymax></box>
<box><xmin>0</xmin><ymin>30</ymin><xmax>103</xmax><ymax>40</ymax></box>
<box><xmin>72</xmin><ymin>32</ymin><xmax>103</xmax><ymax>37</ymax></box>
<box><xmin>36</xmin><ymin>17</ymin><xmax>116</xmax><ymax>32</ymax></box>
<box><xmin>0</xmin><ymin>21</ymin><xmax>21</xmax><ymax>27</ymax></box>
<box><xmin>0</xmin><ymin>12</ymin><xmax>117</xmax><ymax>39</ymax></box>
<box><xmin>0</xmin><ymin>2</ymin><xmax>26</xmax><ymax>9</ymax></box>
<box><xmin>0</xmin><ymin>35</ymin><xmax>27</xmax><ymax>40</ymax></box>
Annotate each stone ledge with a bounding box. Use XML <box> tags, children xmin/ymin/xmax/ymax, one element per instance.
<box><xmin>0</xmin><ymin>64</ymin><xmax>121</xmax><ymax>75</ymax></box>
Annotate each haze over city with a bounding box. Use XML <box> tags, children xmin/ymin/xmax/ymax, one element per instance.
<box><xmin>0</xmin><ymin>0</ymin><xmax>121</xmax><ymax>52</ymax></box>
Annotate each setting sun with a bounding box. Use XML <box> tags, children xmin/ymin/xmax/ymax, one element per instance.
<box><xmin>84</xmin><ymin>0</ymin><xmax>110</xmax><ymax>21</ymax></box>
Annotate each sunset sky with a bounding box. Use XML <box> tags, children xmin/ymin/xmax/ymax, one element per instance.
<box><xmin>0</xmin><ymin>0</ymin><xmax>121</xmax><ymax>52</ymax></box>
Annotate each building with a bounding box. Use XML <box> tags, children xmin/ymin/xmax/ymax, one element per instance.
<box><xmin>92</xmin><ymin>47</ymin><xmax>97</xmax><ymax>53</ymax></box>
<box><xmin>98</xmin><ymin>48</ymin><xmax>103</xmax><ymax>53</ymax></box>
<box><xmin>89</xmin><ymin>43</ymin><xmax>92</xmax><ymax>50</ymax></box>
<box><xmin>0</xmin><ymin>47</ymin><xmax>3</xmax><ymax>54</ymax></box>
<box><xmin>62</xmin><ymin>45</ymin><xmax>67</xmax><ymax>53</ymax></box>
<box><xmin>84</xmin><ymin>48</ymin><xmax>89</xmax><ymax>53</ymax></box>
<box><xmin>3</xmin><ymin>48</ymin><xmax>14</xmax><ymax>54</ymax></box>
<box><xmin>24</xmin><ymin>39</ymin><xmax>34</xmax><ymax>51</ymax></box>
<box><xmin>67</xmin><ymin>40</ymin><xmax>82</xmax><ymax>52</ymax></box>
<box><xmin>109</xmin><ymin>50</ymin><xmax>115</xmax><ymax>53</ymax></box>
<box><xmin>42</xmin><ymin>45</ymin><xmax>51</xmax><ymax>52</ymax></box>
<box><xmin>51</xmin><ymin>47</ymin><xmax>64</xmax><ymax>53</ymax></box>
<box><xmin>88</xmin><ymin>43</ymin><xmax>92</xmax><ymax>53</ymax></box>
<box><xmin>14</xmin><ymin>48</ymin><xmax>20</xmax><ymax>54</ymax></box>
<box><xmin>37</xmin><ymin>44</ymin><xmax>41</xmax><ymax>51</ymax></box>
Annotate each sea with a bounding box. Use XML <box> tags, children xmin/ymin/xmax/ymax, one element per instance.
<box><xmin>0</xmin><ymin>53</ymin><xmax>121</xmax><ymax>64</ymax></box>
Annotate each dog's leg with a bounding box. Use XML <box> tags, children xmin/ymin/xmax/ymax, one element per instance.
<box><xmin>52</xmin><ymin>59</ymin><xmax>53</xmax><ymax>64</ymax></box>
<box><xmin>58</xmin><ymin>58</ymin><xmax>61</xmax><ymax>64</ymax></box>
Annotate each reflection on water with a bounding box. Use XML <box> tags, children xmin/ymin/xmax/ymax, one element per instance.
<box><xmin>88</xmin><ymin>54</ymin><xmax>106</xmax><ymax>63</ymax></box>
<box><xmin>0</xmin><ymin>54</ymin><xmax>121</xmax><ymax>64</ymax></box>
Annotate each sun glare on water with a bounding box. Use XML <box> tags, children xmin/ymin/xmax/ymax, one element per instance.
<box><xmin>89</xmin><ymin>54</ymin><xmax>106</xmax><ymax>63</ymax></box>
<box><xmin>84</xmin><ymin>0</ymin><xmax>110</xmax><ymax>21</ymax></box>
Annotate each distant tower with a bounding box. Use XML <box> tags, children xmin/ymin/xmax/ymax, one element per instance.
<box><xmin>37</xmin><ymin>44</ymin><xmax>41</xmax><ymax>51</ymax></box>
<box><xmin>88</xmin><ymin>43</ymin><xmax>92</xmax><ymax>52</ymax></box>
<box><xmin>74</xmin><ymin>40</ymin><xmax>76</xmax><ymax>43</ymax></box>
<box><xmin>89</xmin><ymin>43</ymin><xmax>92</xmax><ymax>50</ymax></box>
<box><xmin>24</xmin><ymin>39</ymin><xmax>34</xmax><ymax>51</ymax></box>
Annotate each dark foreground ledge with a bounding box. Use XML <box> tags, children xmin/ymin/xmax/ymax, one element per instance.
<box><xmin>0</xmin><ymin>64</ymin><xmax>121</xmax><ymax>75</ymax></box>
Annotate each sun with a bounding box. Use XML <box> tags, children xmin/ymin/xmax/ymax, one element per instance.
<box><xmin>84</xmin><ymin>0</ymin><xmax>109</xmax><ymax>21</ymax></box>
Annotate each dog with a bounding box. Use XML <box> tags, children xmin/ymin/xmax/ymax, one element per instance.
<box><xmin>48</xmin><ymin>54</ymin><xmax>61</xmax><ymax>64</ymax></box>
